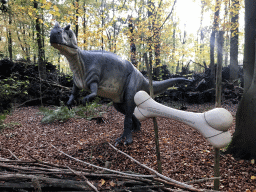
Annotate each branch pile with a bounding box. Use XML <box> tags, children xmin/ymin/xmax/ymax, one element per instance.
<box><xmin>0</xmin><ymin>144</ymin><xmax>217</xmax><ymax>192</ymax></box>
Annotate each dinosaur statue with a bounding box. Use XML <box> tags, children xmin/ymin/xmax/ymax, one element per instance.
<box><xmin>50</xmin><ymin>22</ymin><xmax>190</xmax><ymax>145</ymax></box>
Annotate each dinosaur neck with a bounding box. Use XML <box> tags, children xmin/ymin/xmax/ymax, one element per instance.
<box><xmin>61</xmin><ymin>48</ymin><xmax>86</xmax><ymax>89</ymax></box>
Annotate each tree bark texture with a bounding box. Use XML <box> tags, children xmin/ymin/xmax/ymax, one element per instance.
<box><xmin>34</xmin><ymin>0</ymin><xmax>46</xmax><ymax>80</ymax></box>
<box><xmin>210</xmin><ymin>0</ymin><xmax>220</xmax><ymax>81</ymax></box>
<box><xmin>75</xmin><ymin>0</ymin><xmax>79</xmax><ymax>38</ymax></box>
<box><xmin>128</xmin><ymin>17</ymin><xmax>137</xmax><ymax>66</ymax></box>
<box><xmin>8</xmin><ymin>6</ymin><xmax>12</xmax><ymax>61</ymax></box>
<box><xmin>216</xmin><ymin>31</ymin><xmax>224</xmax><ymax>107</ymax></box>
<box><xmin>230</xmin><ymin>0</ymin><xmax>240</xmax><ymax>81</ymax></box>
<box><xmin>227</xmin><ymin>0</ymin><xmax>256</xmax><ymax>159</ymax></box>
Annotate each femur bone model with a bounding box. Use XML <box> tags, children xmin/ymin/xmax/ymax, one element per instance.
<box><xmin>134</xmin><ymin>91</ymin><xmax>233</xmax><ymax>148</ymax></box>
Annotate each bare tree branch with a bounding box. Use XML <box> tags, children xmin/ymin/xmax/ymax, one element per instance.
<box><xmin>159</xmin><ymin>0</ymin><xmax>177</xmax><ymax>30</ymax></box>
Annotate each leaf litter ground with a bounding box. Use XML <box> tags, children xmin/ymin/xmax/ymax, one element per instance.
<box><xmin>1</xmin><ymin>102</ymin><xmax>255</xmax><ymax>191</ymax></box>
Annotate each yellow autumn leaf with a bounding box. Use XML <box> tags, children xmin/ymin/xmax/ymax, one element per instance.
<box><xmin>251</xmin><ymin>176</ymin><xmax>256</xmax><ymax>180</ymax></box>
<box><xmin>44</xmin><ymin>2</ymin><xmax>52</xmax><ymax>10</ymax></box>
<box><xmin>49</xmin><ymin>10</ymin><xmax>60</xmax><ymax>17</ymax></box>
<box><xmin>100</xmin><ymin>179</ymin><xmax>105</xmax><ymax>186</ymax></box>
<box><xmin>28</xmin><ymin>10</ymin><xmax>33</xmax><ymax>17</ymax></box>
<box><xmin>53</xmin><ymin>5</ymin><xmax>59</xmax><ymax>12</ymax></box>
<box><xmin>49</xmin><ymin>10</ymin><xmax>55</xmax><ymax>15</ymax></box>
<box><xmin>109</xmin><ymin>181</ymin><xmax>116</xmax><ymax>187</ymax></box>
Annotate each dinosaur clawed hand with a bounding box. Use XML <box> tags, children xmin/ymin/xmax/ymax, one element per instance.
<box><xmin>67</xmin><ymin>95</ymin><xmax>75</xmax><ymax>110</ymax></box>
<box><xmin>82</xmin><ymin>96</ymin><xmax>92</xmax><ymax>106</ymax></box>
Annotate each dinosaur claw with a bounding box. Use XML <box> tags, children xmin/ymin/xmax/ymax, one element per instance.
<box><xmin>124</xmin><ymin>140</ymin><xmax>132</xmax><ymax>146</ymax></box>
<box><xmin>115</xmin><ymin>137</ymin><xmax>122</xmax><ymax>146</ymax></box>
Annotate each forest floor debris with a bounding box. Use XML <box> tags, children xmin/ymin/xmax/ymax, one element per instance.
<box><xmin>0</xmin><ymin>103</ymin><xmax>255</xmax><ymax>191</ymax></box>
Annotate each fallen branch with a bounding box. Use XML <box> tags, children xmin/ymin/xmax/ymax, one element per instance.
<box><xmin>0</xmin><ymin>174</ymin><xmax>92</xmax><ymax>191</ymax></box>
<box><xmin>67</xmin><ymin>166</ymin><xmax>99</xmax><ymax>192</ymax></box>
<box><xmin>185</xmin><ymin>177</ymin><xmax>221</xmax><ymax>184</ymax></box>
<box><xmin>111</xmin><ymin>184</ymin><xmax>165</xmax><ymax>192</ymax></box>
<box><xmin>51</xmin><ymin>144</ymin><xmax>155</xmax><ymax>178</ymax></box>
<box><xmin>7</xmin><ymin>149</ymin><xmax>19</xmax><ymax>160</ymax></box>
<box><xmin>38</xmin><ymin>77</ymin><xmax>71</xmax><ymax>91</ymax></box>
<box><xmin>0</xmin><ymin>159</ymin><xmax>155</xmax><ymax>184</ymax></box>
<box><xmin>108</xmin><ymin>142</ymin><xmax>202</xmax><ymax>192</ymax></box>
<box><xmin>15</xmin><ymin>97</ymin><xmax>47</xmax><ymax>108</ymax></box>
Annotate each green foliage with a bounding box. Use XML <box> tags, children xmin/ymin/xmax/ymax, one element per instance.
<box><xmin>39</xmin><ymin>105</ymin><xmax>75</xmax><ymax>124</ymax></box>
<box><xmin>74</xmin><ymin>97</ymin><xmax>104</xmax><ymax>120</ymax></box>
<box><xmin>0</xmin><ymin>74</ymin><xmax>29</xmax><ymax>101</ymax></box>
<box><xmin>0</xmin><ymin>114</ymin><xmax>6</xmax><ymax>129</ymax></box>
<box><xmin>39</xmin><ymin>98</ymin><xmax>105</xmax><ymax>124</ymax></box>
<box><xmin>0</xmin><ymin>74</ymin><xmax>29</xmax><ymax>112</ymax></box>
<box><xmin>0</xmin><ymin>113</ymin><xmax>20</xmax><ymax>130</ymax></box>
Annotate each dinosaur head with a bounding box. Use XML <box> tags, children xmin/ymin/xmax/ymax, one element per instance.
<box><xmin>50</xmin><ymin>22</ymin><xmax>78</xmax><ymax>53</ymax></box>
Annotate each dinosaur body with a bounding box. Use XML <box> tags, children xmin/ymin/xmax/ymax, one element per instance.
<box><xmin>50</xmin><ymin>22</ymin><xmax>190</xmax><ymax>145</ymax></box>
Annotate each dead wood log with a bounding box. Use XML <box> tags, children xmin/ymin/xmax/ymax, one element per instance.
<box><xmin>0</xmin><ymin>174</ymin><xmax>92</xmax><ymax>190</ymax></box>
<box><xmin>67</xmin><ymin>166</ymin><xmax>99</xmax><ymax>192</ymax></box>
<box><xmin>185</xmin><ymin>177</ymin><xmax>221</xmax><ymax>184</ymax></box>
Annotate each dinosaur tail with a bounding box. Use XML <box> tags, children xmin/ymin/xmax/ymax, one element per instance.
<box><xmin>152</xmin><ymin>78</ymin><xmax>190</xmax><ymax>96</ymax></box>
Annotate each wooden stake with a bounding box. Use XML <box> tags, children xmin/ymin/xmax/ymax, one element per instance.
<box><xmin>214</xmin><ymin>31</ymin><xmax>224</xmax><ymax>190</ymax></box>
<box><xmin>214</xmin><ymin>148</ymin><xmax>220</xmax><ymax>190</ymax></box>
<box><xmin>144</xmin><ymin>53</ymin><xmax>162</xmax><ymax>173</ymax></box>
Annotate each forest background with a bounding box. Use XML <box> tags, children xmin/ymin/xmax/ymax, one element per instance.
<box><xmin>0</xmin><ymin>0</ymin><xmax>244</xmax><ymax>77</ymax></box>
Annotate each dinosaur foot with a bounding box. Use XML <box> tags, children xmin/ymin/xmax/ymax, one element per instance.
<box><xmin>115</xmin><ymin>135</ymin><xmax>133</xmax><ymax>146</ymax></box>
<box><xmin>132</xmin><ymin>122</ymin><xmax>141</xmax><ymax>133</ymax></box>
<box><xmin>132</xmin><ymin>126</ymin><xmax>141</xmax><ymax>133</ymax></box>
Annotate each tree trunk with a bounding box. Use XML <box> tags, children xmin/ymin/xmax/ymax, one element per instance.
<box><xmin>75</xmin><ymin>0</ymin><xmax>79</xmax><ymax>38</ymax></box>
<box><xmin>210</xmin><ymin>31</ymin><xmax>216</xmax><ymax>76</ymax></box>
<box><xmin>230</xmin><ymin>0</ymin><xmax>240</xmax><ymax>81</ymax></box>
<box><xmin>210</xmin><ymin>0</ymin><xmax>220</xmax><ymax>82</ymax></box>
<box><xmin>101</xmin><ymin>0</ymin><xmax>105</xmax><ymax>51</ymax></box>
<box><xmin>154</xmin><ymin>20</ymin><xmax>161</xmax><ymax>80</ymax></box>
<box><xmin>83</xmin><ymin>1</ymin><xmax>87</xmax><ymax>50</ymax></box>
<box><xmin>226</xmin><ymin>0</ymin><xmax>256</xmax><ymax>159</ymax></box>
<box><xmin>128</xmin><ymin>17</ymin><xmax>137</xmax><ymax>66</ymax></box>
<box><xmin>224</xmin><ymin>0</ymin><xmax>230</xmax><ymax>67</ymax></box>
<box><xmin>34</xmin><ymin>0</ymin><xmax>46</xmax><ymax>79</ymax></box>
<box><xmin>216</xmin><ymin>31</ymin><xmax>224</xmax><ymax>107</ymax></box>
<box><xmin>8</xmin><ymin>5</ymin><xmax>12</xmax><ymax>61</ymax></box>
<box><xmin>171</xmin><ymin>21</ymin><xmax>176</xmax><ymax>66</ymax></box>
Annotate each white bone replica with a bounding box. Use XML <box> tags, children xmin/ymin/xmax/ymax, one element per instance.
<box><xmin>134</xmin><ymin>91</ymin><xmax>233</xmax><ymax>148</ymax></box>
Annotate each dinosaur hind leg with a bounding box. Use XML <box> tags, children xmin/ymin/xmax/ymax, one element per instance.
<box><xmin>113</xmin><ymin>103</ymin><xmax>141</xmax><ymax>132</ymax></box>
<box><xmin>113</xmin><ymin>101</ymin><xmax>140</xmax><ymax>145</ymax></box>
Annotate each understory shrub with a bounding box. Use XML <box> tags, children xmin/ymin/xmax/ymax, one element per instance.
<box><xmin>0</xmin><ymin>73</ymin><xmax>29</xmax><ymax>113</ymax></box>
<box><xmin>39</xmin><ymin>98</ymin><xmax>106</xmax><ymax>124</ymax></box>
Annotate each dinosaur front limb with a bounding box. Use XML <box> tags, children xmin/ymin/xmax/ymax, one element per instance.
<box><xmin>67</xmin><ymin>84</ymin><xmax>80</xmax><ymax>109</ymax></box>
<box><xmin>82</xmin><ymin>82</ymin><xmax>98</xmax><ymax>105</ymax></box>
